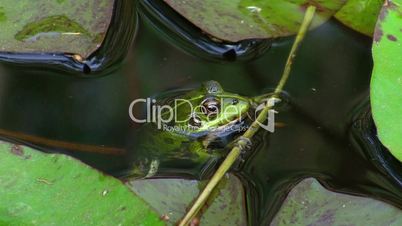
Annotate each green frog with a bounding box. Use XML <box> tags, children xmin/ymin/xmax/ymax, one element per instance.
<box><xmin>128</xmin><ymin>81</ymin><xmax>273</xmax><ymax>179</ymax></box>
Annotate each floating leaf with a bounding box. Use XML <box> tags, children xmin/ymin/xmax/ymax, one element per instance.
<box><xmin>163</xmin><ymin>0</ymin><xmax>346</xmax><ymax>42</ymax></box>
<box><xmin>335</xmin><ymin>0</ymin><xmax>383</xmax><ymax>36</ymax></box>
<box><xmin>128</xmin><ymin>174</ymin><xmax>247</xmax><ymax>225</ymax></box>
<box><xmin>0</xmin><ymin>141</ymin><xmax>163</xmax><ymax>225</ymax></box>
<box><xmin>371</xmin><ymin>0</ymin><xmax>402</xmax><ymax>161</ymax></box>
<box><xmin>271</xmin><ymin>178</ymin><xmax>402</xmax><ymax>225</ymax></box>
<box><xmin>0</xmin><ymin>0</ymin><xmax>114</xmax><ymax>58</ymax></box>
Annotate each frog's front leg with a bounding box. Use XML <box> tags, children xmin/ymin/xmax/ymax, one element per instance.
<box><xmin>129</xmin><ymin>158</ymin><xmax>160</xmax><ymax>179</ymax></box>
<box><xmin>234</xmin><ymin>136</ymin><xmax>253</xmax><ymax>152</ymax></box>
<box><xmin>222</xmin><ymin>136</ymin><xmax>253</xmax><ymax>171</ymax></box>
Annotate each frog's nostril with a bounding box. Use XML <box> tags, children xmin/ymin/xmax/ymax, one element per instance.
<box><xmin>232</xmin><ymin>99</ymin><xmax>239</xmax><ymax>105</ymax></box>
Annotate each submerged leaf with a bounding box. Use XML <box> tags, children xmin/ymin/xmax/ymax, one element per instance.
<box><xmin>271</xmin><ymin>178</ymin><xmax>402</xmax><ymax>225</ymax></box>
<box><xmin>128</xmin><ymin>174</ymin><xmax>247</xmax><ymax>225</ymax></box>
<box><xmin>0</xmin><ymin>0</ymin><xmax>114</xmax><ymax>58</ymax></box>
<box><xmin>0</xmin><ymin>141</ymin><xmax>163</xmax><ymax>225</ymax></box>
<box><xmin>163</xmin><ymin>0</ymin><xmax>346</xmax><ymax>42</ymax></box>
<box><xmin>371</xmin><ymin>0</ymin><xmax>402</xmax><ymax>161</ymax></box>
<box><xmin>335</xmin><ymin>0</ymin><xmax>383</xmax><ymax>36</ymax></box>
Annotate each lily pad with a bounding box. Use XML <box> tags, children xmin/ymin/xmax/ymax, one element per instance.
<box><xmin>163</xmin><ymin>0</ymin><xmax>346</xmax><ymax>42</ymax></box>
<box><xmin>0</xmin><ymin>141</ymin><xmax>163</xmax><ymax>226</ymax></box>
<box><xmin>371</xmin><ymin>0</ymin><xmax>402</xmax><ymax>161</ymax></box>
<box><xmin>335</xmin><ymin>0</ymin><xmax>383</xmax><ymax>36</ymax></box>
<box><xmin>0</xmin><ymin>0</ymin><xmax>114</xmax><ymax>58</ymax></box>
<box><xmin>128</xmin><ymin>174</ymin><xmax>247</xmax><ymax>225</ymax></box>
<box><xmin>271</xmin><ymin>178</ymin><xmax>402</xmax><ymax>225</ymax></box>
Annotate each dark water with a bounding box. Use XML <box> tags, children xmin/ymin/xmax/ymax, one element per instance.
<box><xmin>0</xmin><ymin>1</ymin><xmax>401</xmax><ymax>225</ymax></box>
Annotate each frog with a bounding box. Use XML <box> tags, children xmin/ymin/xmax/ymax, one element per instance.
<box><xmin>127</xmin><ymin>80</ymin><xmax>274</xmax><ymax>179</ymax></box>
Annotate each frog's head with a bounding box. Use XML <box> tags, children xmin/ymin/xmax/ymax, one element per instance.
<box><xmin>159</xmin><ymin>81</ymin><xmax>252</xmax><ymax>136</ymax></box>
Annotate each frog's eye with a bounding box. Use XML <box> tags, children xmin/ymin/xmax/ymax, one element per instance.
<box><xmin>201</xmin><ymin>97</ymin><xmax>220</xmax><ymax>117</ymax></box>
<box><xmin>189</xmin><ymin>114</ymin><xmax>202</xmax><ymax>128</ymax></box>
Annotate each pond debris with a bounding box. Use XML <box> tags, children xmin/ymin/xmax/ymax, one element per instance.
<box><xmin>160</xmin><ymin>214</ymin><xmax>170</xmax><ymax>221</ymax></box>
<box><xmin>10</xmin><ymin>144</ymin><xmax>23</xmax><ymax>156</ymax></box>
<box><xmin>102</xmin><ymin>190</ymin><xmax>109</xmax><ymax>196</ymax></box>
<box><xmin>190</xmin><ymin>217</ymin><xmax>200</xmax><ymax>226</ymax></box>
<box><xmin>36</xmin><ymin>178</ymin><xmax>52</xmax><ymax>185</ymax></box>
<box><xmin>71</xmin><ymin>54</ymin><xmax>84</xmax><ymax>63</ymax></box>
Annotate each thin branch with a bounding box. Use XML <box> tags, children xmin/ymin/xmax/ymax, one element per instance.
<box><xmin>178</xmin><ymin>6</ymin><xmax>317</xmax><ymax>226</ymax></box>
<box><xmin>0</xmin><ymin>128</ymin><xmax>125</xmax><ymax>155</ymax></box>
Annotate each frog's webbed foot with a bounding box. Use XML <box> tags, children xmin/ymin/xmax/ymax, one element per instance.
<box><xmin>232</xmin><ymin>136</ymin><xmax>253</xmax><ymax>169</ymax></box>
<box><xmin>234</xmin><ymin>136</ymin><xmax>252</xmax><ymax>153</ymax></box>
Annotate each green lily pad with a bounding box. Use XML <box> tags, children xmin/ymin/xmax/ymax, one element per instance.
<box><xmin>163</xmin><ymin>0</ymin><xmax>346</xmax><ymax>42</ymax></box>
<box><xmin>335</xmin><ymin>0</ymin><xmax>383</xmax><ymax>36</ymax></box>
<box><xmin>271</xmin><ymin>178</ymin><xmax>402</xmax><ymax>225</ymax></box>
<box><xmin>371</xmin><ymin>0</ymin><xmax>402</xmax><ymax>161</ymax></box>
<box><xmin>0</xmin><ymin>0</ymin><xmax>114</xmax><ymax>58</ymax></box>
<box><xmin>128</xmin><ymin>174</ymin><xmax>247</xmax><ymax>225</ymax></box>
<box><xmin>0</xmin><ymin>141</ymin><xmax>163</xmax><ymax>226</ymax></box>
